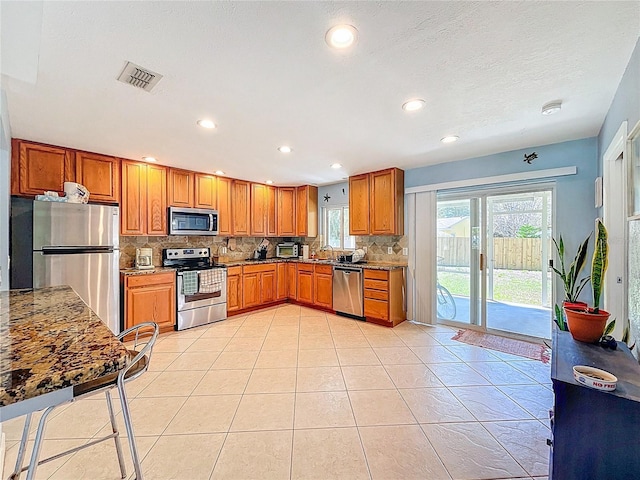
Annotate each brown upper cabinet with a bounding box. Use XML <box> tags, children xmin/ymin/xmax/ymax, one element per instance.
<box><xmin>277</xmin><ymin>187</ymin><xmax>296</xmax><ymax>236</ymax></box>
<box><xmin>266</xmin><ymin>185</ymin><xmax>277</xmax><ymax>237</ymax></box>
<box><xmin>232</xmin><ymin>180</ymin><xmax>251</xmax><ymax>236</ymax></box>
<box><xmin>167</xmin><ymin>168</ymin><xmax>194</xmax><ymax>207</ymax></box>
<box><xmin>296</xmin><ymin>185</ymin><xmax>318</xmax><ymax>237</ymax></box>
<box><xmin>120</xmin><ymin>160</ymin><xmax>167</xmax><ymax>236</ymax></box>
<box><xmin>75</xmin><ymin>151</ymin><xmax>120</xmax><ymax>204</ymax></box>
<box><xmin>217</xmin><ymin>177</ymin><xmax>233</xmax><ymax>236</ymax></box>
<box><xmin>349</xmin><ymin>173</ymin><xmax>370</xmax><ymax>235</ymax></box>
<box><xmin>11</xmin><ymin>139</ymin><xmax>75</xmax><ymax>197</ymax></box>
<box><xmin>250</xmin><ymin>183</ymin><xmax>267</xmax><ymax>236</ymax></box>
<box><xmin>349</xmin><ymin>167</ymin><xmax>404</xmax><ymax>236</ymax></box>
<box><xmin>194</xmin><ymin>173</ymin><xmax>217</xmax><ymax>209</ymax></box>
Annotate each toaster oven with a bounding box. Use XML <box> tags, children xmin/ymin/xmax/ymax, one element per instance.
<box><xmin>276</xmin><ymin>242</ymin><xmax>299</xmax><ymax>258</ymax></box>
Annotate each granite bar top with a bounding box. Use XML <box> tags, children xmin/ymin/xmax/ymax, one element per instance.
<box><xmin>220</xmin><ymin>258</ymin><xmax>407</xmax><ymax>270</ymax></box>
<box><xmin>120</xmin><ymin>267</ymin><xmax>176</xmax><ymax>276</ymax></box>
<box><xmin>0</xmin><ymin>286</ymin><xmax>129</xmax><ymax>407</ymax></box>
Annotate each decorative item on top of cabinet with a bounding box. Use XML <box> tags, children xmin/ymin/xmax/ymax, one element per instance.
<box><xmin>168</xmin><ymin>168</ymin><xmax>195</xmax><ymax>207</ymax></box>
<box><xmin>363</xmin><ymin>268</ymin><xmax>405</xmax><ymax>326</ymax></box>
<box><xmin>11</xmin><ymin>139</ymin><xmax>75</xmax><ymax>197</ymax></box>
<box><xmin>349</xmin><ymin>167</ymin><xmax>404</xmax><ymax>236</ymax></box>
<box><xmin>232</xmin><ymin>180</ymin><xmax>251</xmax><ymax>236</ymax></box>
<box><xmin>120</xmin><ymin>160</ymin><xmax>168</xmax><ymax>236</ymax></box>
<box><xmin>195</xmin><ymin>173</ymin><xmax>217</xmax><ymax>209</ymax></box>
<box><xmin>349</xmin><ymin>173</ymin><xmax>370</xmax><ymax>235</ymax></box>
<box><xmin>314</xmin><ymin>264</ymin><xmax>333</xmax><ymax>309</ymax></box>
<box><xmin>75</xmin><ymin>151</ymin><xmax>120</xmax><ymax>204</ymax></box>
<box><xmin>296</xmin><ymin>185</ymin><xmax>318</xmax><ymax>237</ymax></box>
<box><xmin>277</xmin><ymin>187</ymin><xmax>296</xmax><ymax>236</ymax></box>
<box><xmin>217</xmin><ymin>177</ymin><xmax>233</xmax><ymax>236</ymax></box>
<box><xmin>123</xmin><ymin>271</ymin><xmax>176</xmax><ymax>334</ymax></box>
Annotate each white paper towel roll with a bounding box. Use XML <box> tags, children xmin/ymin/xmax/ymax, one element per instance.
<box><xmin>302</xmin><ymin>245</ymin><xmax>310</xmax><ymax>260</ymax></box>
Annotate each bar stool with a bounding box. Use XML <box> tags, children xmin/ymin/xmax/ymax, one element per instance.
<box><xmin>10</xmin><ymin>322</ymin><xmax>159</xmax><ymax>480</ymax></box>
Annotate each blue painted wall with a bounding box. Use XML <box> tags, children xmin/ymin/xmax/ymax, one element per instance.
<box><xmin>405</xmin><ymin>137</ymin><xmax>599</xmax><ymax>303</ymax></box>
<box><xmin>598</xmin><ymin>37</ymin><xmax>640</xmax><ymax>165</ymax></box>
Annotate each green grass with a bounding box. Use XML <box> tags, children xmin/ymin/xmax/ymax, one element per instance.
<box><xmin>438</xmin><ymin>269</ymin><xmax>552</xmax><ymax>306</ymax></box>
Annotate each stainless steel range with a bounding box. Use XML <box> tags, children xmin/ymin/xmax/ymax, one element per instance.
<box><xmin>162</xmin><ymin>247</ymin><xmax>227</xmax><ymax>330</ymax></box>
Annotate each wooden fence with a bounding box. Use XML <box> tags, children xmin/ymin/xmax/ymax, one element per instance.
<box><xmin>437</xmin><ymin>237</ymin><xmax>551</xmax><ymax>271</ymax></box>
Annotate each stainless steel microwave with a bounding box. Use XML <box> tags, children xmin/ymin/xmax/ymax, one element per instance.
<box><xmin>169</xmin><ymin>207</ymin><xmax>219</xmax><ymax>236</ymax></box>
<box><xmin>276</xmin><ymin>242</ymin><xmax>299</xmax><ymax>258</ymax></box>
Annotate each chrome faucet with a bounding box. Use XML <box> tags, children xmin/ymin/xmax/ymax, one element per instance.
<box><xmin>320</xmin><ymin>245</ymin><xmax>334</xmax><ymax>261</ymax></box>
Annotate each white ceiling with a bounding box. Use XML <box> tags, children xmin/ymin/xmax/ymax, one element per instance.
<box><xmin>2</xmin><ymin>1</ymin><xmax>639</xmax><ymax>186</ymax></box>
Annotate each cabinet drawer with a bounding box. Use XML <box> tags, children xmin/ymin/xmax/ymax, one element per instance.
<box><xmin>297</xmin><ymin>263</ymin><xmax>314</xmax><ymax>272</ymax></box>
<box><xmin>364</xmin><ymin>269</ymin><xmax>388</xmax><ymax>280</ymax></box>
<box><xmin>314</xmin><ymin>264</ymin><xmax>333</xmax><ymax>275</ymax></box>
<box><xmin>364</xmin><ymin>288</ymin><xmax>388</xmax><ymax>301</ymax></box>
<box><xmin>243</xmin><ymin>263</ymin><xmax>277</xmax><ymax>274</ymax></box>
<box><xmin>126</xmin><ymin>272</ymin><xmax>175</xmax><ymax>288</ymax></box>
<box><xmin>364</xmin><ymin>279</ymin><xmax>388</xmax><ymax>291</ymax></box>
<box><xmin>364</xmin><ymin>298</ymin><xmax>389</xmax><ymax>320</ymax></box>
<box><xmin>227</xmin><ymin>266</ymin><xmax>242</xmax><ymax>276</ymax></box>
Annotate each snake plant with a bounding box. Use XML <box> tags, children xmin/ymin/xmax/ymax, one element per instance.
<box><xmin>591</xmin><ymin>219</ymin><xmax>608</xmax><ymax>314</ymax></box>
<box><xmin>552</xmin><ymin>234</ymin><xmax>591</xmax><ymax>303</ymax></box>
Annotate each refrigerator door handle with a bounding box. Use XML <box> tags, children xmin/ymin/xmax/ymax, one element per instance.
<box><xmin>41</xmin><ymin>246</ymin><xmax>115</xmax><ymax>255</ymax></box>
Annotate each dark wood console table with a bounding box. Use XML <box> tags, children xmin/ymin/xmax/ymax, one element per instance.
<box><xmin>550</xmin><ymin>329</ymin><xmax>640</xmax><ymax>479</ymax></box>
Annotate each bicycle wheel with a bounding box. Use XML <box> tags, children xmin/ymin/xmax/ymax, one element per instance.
<box><xmin>436</xmin><ymin>284</ymin><xmax>456</xmax><ymax>320</ymax></box>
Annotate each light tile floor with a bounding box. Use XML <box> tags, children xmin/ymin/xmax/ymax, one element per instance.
<box><xmin>2</xmin><ymin>305</ymin><xmax>552</xmax><ymax>480</ymax></box>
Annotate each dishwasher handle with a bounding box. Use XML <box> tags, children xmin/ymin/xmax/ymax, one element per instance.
<box><xmin>334</xmin><ymin>266</ymin><xmax>362</xmax><ymax>274</ymax></box>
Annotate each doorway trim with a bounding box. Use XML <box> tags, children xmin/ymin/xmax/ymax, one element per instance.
<box><xmin>602</xmin><ymin>121</ymin><xmax>628</xmax><ymax>338</ymax></box>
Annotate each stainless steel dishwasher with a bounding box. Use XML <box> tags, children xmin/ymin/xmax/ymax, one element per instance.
<box><xmin>333</xmin><ymin>266</ymin><xmax>364</xmax><ymax>318</ymax></box>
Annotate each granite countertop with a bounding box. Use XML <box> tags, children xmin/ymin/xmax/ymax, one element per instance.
<box><xmin>0</xmin><ymin>286</ymin><xmax>129</xmax><ymax>407</ymax></box>
<box><xmin>220</xmin><ymin>258</ymin><xmax>407</xmax><ymax>270</ymax></box>
<box><xmin>120</xmin><ymin>267</ymin><xmax>176</xmax><ymax>276</ymax></box>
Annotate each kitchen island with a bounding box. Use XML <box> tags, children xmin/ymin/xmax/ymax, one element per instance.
<box><xmin>0</xmin><ymin>285</ymin><xmax>129</xmax><ymax>413</ymax></box>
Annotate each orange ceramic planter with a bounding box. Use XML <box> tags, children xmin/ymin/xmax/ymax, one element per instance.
<box><xmin>564</xmin><ymin>307</ymin><xmax>610</xmax><ymax>343</ymax></box>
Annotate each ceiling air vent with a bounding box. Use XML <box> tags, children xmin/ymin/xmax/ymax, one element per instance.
<box><xmin>117</xmin><ymin>61</ymin><xmax>163</xmax><ymax>92</ymax></box>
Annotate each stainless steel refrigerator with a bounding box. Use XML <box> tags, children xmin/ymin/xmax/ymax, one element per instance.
<box><xmin>32</xmin><ymin>201</ymin><xmax>121</xmax><ymax>334</ymax></box>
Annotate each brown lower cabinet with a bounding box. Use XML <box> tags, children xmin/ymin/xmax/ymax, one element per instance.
<box><xmin>364</xmin><ymin>268</ymin><xmax>405</xmax><ymax>326</ymax></box>
<box><xmin>313</xmin><ymin>264</ymin><xmax>333</xmax><ymax>309</ymax></box>
<box><xmin>225</xmin><ymin>261</ymin><xmax>403</xmax><ymax>326</ymax></box>
<box><xmin>123</xmin><ymin>272</ymin><xmax>176</xmax><ymax>334</ymax></box>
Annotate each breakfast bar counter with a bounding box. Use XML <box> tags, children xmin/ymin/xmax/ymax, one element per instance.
<box><xmin>0</xmin><ymin>285</ymin><xmax>129</xmax><ymax>412</ymax></box>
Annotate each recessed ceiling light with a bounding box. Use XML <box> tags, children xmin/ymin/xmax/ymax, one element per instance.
<box><xmin>197</xmin><ymin>119</ymin><xmax>216</xmax><ymax>129</ymax></box>
<box><xmin>141</xmin><ymin>156</ymin><xmax>157</xmax><ymax>162</ymax></box>
<box><xmin>214</xmin><ymin>170</ymin><xmax>225</xmax><ymax>175</ymax></box>
<box><xmin>402</xmin><ymin>99</ymin><xmax>425</xmax><ymax>112</ymax></box>
<box><xmin>278</xmin><ymin>146</ymin><xmax>292</xmax><ymax>153</ymax></box>
<box><xmin>265</xmin><ymin>180</ymin><xmax>273</xmax><ymax>185</ymax></box>
<box><xmin>331</xmin><ymin>163</ymin><xmax>343</xmax><ymax>169</ymax></box>
<box><xmin>325</xmin><ymin>24</ymin><xmax>358</xmax><ymax>49</ymax></box>
<box><xmin>441</xmin><ymin>136</ymin><xmax>459</xmax><ymax>144</ymax></box>
<box><xmin>541</xmin><ymin>101</ymin><xmax>562</xmax><ymax>115</ymax></box>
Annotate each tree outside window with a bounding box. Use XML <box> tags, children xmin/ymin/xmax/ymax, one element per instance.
<box><xmin>324</xmin><ymin>206</ymin><xmax>355</xmax><ymax>250</ymax></box>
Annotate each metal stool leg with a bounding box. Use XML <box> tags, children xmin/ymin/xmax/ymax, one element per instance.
<box><xmin>117</xmin><ymin>382</ymin><xmax>143</xmax><ymax>480</ymax></box>
<box><xmin>105</xmin><ymin>390</ymin><xmax>127</xmax><ymax>479</ymax></box>
<box><xmin>25</xmin><ymin>406</ymin><xmax>55</xmax><ymax>480</ymax></box>
<box><xmin>9</xmin><ymin>413</ymin><xmax>32</xmax><ymax>480</ymax></box>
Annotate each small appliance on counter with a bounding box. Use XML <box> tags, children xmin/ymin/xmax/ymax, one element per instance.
<box><xmin>135</xmin><ymin>248</ymin><xmax>154</xmax><ymax>270</ymax></box>
<box><xmin>276</xmin><ymin>242</ymin><xmax>299</xmax><ymax>258</ymax></box>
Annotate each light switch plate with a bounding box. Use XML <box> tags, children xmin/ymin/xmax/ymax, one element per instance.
<box><xmin>402</xmin><ymin>248</ymin><xmax>408</xmax><ymax>256</ymax></box>
<box><xmin>387</xmin><ymin>247</ymin><xmax>393</xmax><ymax>254</ymax></box>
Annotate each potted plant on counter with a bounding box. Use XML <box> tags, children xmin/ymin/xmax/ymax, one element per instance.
<box><xmin>564</xmin><ymin>220</ymin><xmax>610</xmax><ymax>343</ymax></box>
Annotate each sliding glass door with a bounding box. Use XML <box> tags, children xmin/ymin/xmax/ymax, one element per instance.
<box><xmin>436</xmin><ymin>186</ymin><xmax>554</xmax><ymax>340</ymax></box>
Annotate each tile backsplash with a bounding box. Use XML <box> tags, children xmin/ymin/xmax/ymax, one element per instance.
<box><xmin>120</xmin><ymin>234</ymin><xmax>408</xmax><ymax>268</ymax></box>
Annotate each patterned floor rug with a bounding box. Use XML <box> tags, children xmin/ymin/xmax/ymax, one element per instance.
<box><xmin>451</xmin><ymin>329</ymin><xmax>551</xmax><ymax>363</ymax></box>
